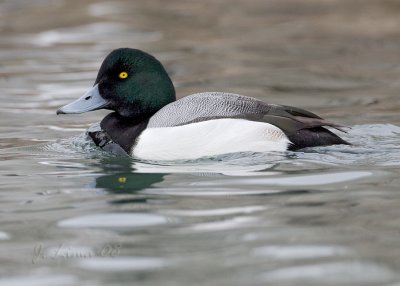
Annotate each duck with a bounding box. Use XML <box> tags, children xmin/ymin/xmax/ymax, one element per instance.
<box><xmin>57</xmin><ymin>48</ymin><xmax>350</xmax><ymax>160</ymax></box>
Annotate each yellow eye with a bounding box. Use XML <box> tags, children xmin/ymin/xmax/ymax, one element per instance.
<box><xmin>119</xmin><ymin>72</ymin><xmax>128</xmax><ymax>79</ymax></box>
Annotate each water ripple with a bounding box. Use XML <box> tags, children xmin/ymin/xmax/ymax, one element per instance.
<box><xmin>252</xmin><ymin>245</ymin><xmax>350</xmax><ymax>260</ymax></box>
<box><xmin>259</xmin><ymin>262</ymin><xmax>396</xmax><ymax>284</ymax></box>
<box><xmin>0</xmin><ymin>275</ymin><xmax>77</xmax><ymax>286</ymax></box>
<box><xmin>58</xmin><ymin>213</ymin><xmax>173</xmax><ymax>229</ymax></box>
<box><xmin>191</xmin><ymin>171</ymin><xmax>373</xmax><ymax>187</ymax></box>
<box><xmin>77</xmin><ymin>256</ymin><xmax>169</xmax><ymax>272</ymax></box>
<box><xmin>161</xmin><ymin>205</ymin><xmax>267</xmax><ymax>217</ymax></box>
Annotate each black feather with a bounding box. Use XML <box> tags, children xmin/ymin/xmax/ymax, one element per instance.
<box><xmin>287</xmin><ymin>127</ymin><xmax>351</xmax><ymax>151</ymax></box>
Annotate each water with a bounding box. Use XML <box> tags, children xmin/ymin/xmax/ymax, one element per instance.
<box><xmin>1</xmin><ymin>0</ymin><xmax>400</xmax><ymax>285</ymax></box>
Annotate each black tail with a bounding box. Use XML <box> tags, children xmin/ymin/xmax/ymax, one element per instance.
<box><xmin>287</xmin><ymin>127</ymin><xmax>351</xmax><ymax>151</ymax></box>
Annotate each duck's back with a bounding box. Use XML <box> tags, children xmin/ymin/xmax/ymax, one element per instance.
<box><xmin>148</xmin><ymin>92</ymin><xmax>270</xmax><ymax>128</ymax></box>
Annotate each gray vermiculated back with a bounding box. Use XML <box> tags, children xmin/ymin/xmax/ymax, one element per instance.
<box><xmin>147</xmin><ymin>92</ymin><xmax>272</xmax><ymax>128</ymax></box>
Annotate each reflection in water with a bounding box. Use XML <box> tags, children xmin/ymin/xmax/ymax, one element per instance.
<box><xmin>93</xmin><ymin>152</ymin><xmax>283</xmax><ymax>193</ymax></box>
<box><xmin>94</xmin><ymin>157</ymin><xmax>167</xmax><ymax>192</ymax></box>
<box><xmin>96</xmin><ymin>172</ymin><xmax>166</xmax><ymax>193</ymax></box>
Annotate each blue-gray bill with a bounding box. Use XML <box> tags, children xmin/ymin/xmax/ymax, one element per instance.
<box><xmin>56</xmin><ymin>84</ymin><xmax>109</xmax><ymax>115</ymax></box>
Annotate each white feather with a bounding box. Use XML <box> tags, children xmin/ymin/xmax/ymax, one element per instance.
<box><xmin>132</xmin><ymin>119</ymin><xmax>290</xmax><ymax>161</ymax></box>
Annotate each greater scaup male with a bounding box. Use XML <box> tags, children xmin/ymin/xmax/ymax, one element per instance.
<box><xmin>57</xmin><ymin>48</ymin><xmax>349</xmax><ymax>160</ymax></box>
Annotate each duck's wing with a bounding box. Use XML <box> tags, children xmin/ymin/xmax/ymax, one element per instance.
<box><xmin>148</xmin><ymin>92</ymin><xmax>346</xmax><ymax>134</ymax></box>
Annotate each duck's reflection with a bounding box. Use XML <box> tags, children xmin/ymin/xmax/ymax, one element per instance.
<box><xmin>93</xmin><ymin>152</ymin><xmax>283</xmax><ymax>193</ymax></box>
<box><xmin>96</xmin><ymin>172</ymin><xmax>166</xmax><ymax>193</ymax></box>
<box><xmin>94</xmin><ymin>156</ymin><xmax>167</xmax><ymax>193</ymax></box>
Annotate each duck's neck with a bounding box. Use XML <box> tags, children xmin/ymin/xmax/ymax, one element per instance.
<box><xmin>99</xmin><ymin>112</ymin><xmax>151</xmax><ymax>154</ymax></box>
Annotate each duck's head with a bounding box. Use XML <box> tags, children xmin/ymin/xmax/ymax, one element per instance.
<box><xmin>57</xmin><ymin>48</ymin><xmax>176</xmax><ymax>118</ymax></box>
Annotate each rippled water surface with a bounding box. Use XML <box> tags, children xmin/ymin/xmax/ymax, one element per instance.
<box><xmin>1</xmin><ymin>0</ymin><xmax>400</xmax><ymax>285</ymax></box>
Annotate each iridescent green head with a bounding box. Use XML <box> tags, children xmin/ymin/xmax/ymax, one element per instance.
<box><xmin>57</xmin><ymin>48</ymin><xmax>176</xmax><ymax>118</ymax></box>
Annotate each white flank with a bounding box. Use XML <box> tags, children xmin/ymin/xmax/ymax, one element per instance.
<box><xmin>132</xmin><ymin>119</ymin><xmax>290</xmax><ymax>160</ymax></box>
